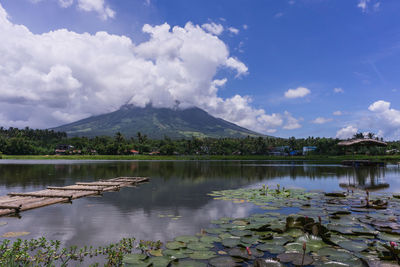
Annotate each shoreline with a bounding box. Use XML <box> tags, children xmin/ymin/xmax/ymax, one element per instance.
<box><xmin>1</xmin><ymin>154</ymin><xmax>400</xmax><ymax>162</ymax></box>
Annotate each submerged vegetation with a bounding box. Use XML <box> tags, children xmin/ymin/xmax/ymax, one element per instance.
<box><xmin>1</xmin><ymin>127</ymin><xmax>400</xmax><ymax>157</ymax></box>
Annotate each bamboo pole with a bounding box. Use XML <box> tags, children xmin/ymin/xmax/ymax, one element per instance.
<box><xmin>47</xmin><ymin>186</ymin><xmax>103</xmax><ymax>193</ymax></box>
<box><xmin>8</xmin><ymin>193</ymin><xmax>73</xmax><ymax>201</ymax></box>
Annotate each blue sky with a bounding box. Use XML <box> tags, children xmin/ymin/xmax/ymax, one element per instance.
<box><xmin>0</xmin><ymin>0</ymin><xmax>399</xmax><ymax>139</ymax></box>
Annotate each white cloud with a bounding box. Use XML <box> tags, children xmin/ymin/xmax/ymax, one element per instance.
<box><xmin>284</xmin><ymin>87</ymin><xmax>310</xmax><ymax>99</ymax></box>
<box><xmin>0</xmin><ymin>4</ymin><xmax>290</xmax><ymax>135</ymax></box>
<box><xmin>333</xmin><ymin>111</ymin><xmax>342</xmax><ymax>116</ymax></box>
<box><xmin>30</xmin><ymin>0</ymin><xmax>114</xmax><ymax>19</ymax></box>
<box><xmin>201</xmin><ymin>22</ymin><xmax>224</xmax><ymax>36</ymax></box>
<box><xmin>242</xmin><ymin>24</ymin><xmax>248</xmax><ymax>30</ymax></box>
<box><xmin>283</xmin><ymin>111</ymin><xmax>302</xmax><ymax>130</ymax></box>
<box><xmin>227</xmin><ymin>27</ymin><xmax>239</xmax><ymax>35</ymax></box>
<box><xmin>311</xmin><ymin>117</ymin><xmax>333</xmax><ymax>124</ymax></box>
<box><xmin>357</xmin><ymin>0</ymin><xmax>369</xmax><ymax>12</ymax></box>
<box><xmin>58</xmin><ymin>0</ymin><xmax>74</xmax><ymax>8</ymax></box>
<box><xmin>336</xmin><ymin>125</ymin><xmax>358</xmax><ymax>139</ymax></box>
<box><xmin>333</xmin><ymin>87</ymin><xmax>344</xmax><ymax>93</ymax></box>
<box><xmin>367</xmin><ymin>100</ymin><xmax>400</xmax><ymax>138</ymax></box>
<box><xmin>77</xmin><ymin>0</ymin><xmax>115</xmax><ymax>20</ymax></box>
<box><xmin>274</xmin><ymin>12</ymin><xmax>284</xmax><ymax>18</ymax></box>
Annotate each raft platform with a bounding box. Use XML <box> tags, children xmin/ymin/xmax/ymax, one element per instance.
<box><xmin>0</xmin><ymin>177</ymin><xmax>149</xmax><ymax>217</ymax></box>
<box><xmin>341</xmin><ymin>160</ymin><xmax>385</xmax><ymax>167</ymax></box>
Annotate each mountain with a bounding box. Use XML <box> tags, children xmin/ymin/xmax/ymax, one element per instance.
<box><xmin>51</xmin><ymin>105</ymin><xmax>265</xmax><ymax>139</ymax></box>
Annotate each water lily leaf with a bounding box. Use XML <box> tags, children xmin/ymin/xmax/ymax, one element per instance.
<box><xmin>222</xmin><ymin>238</ymin><xmax>241</xmax><ymax>248</ymax></box>
<box><xmin>378</xmin><ymin>232</ymin><xmax>400</xmax><ymax>242</ymax></box>
<box><xmin>230</xmin><ymin>229</ymin><xmax>252</xmax><ymax>237</ymax></box>
<box><xmin>338</xmin><ymin>240</ymin><xmax>368</xmax><ymax>252</ymax></box>
<box><xmin>277</xmin><ymin>252</ymin><xmax>313</xmax><ymax>265</ymax></box>
<box><xmin>171</xmin><ymin>260</ymin><xmax>207</xmax><ymax>267</ymax></box>
<box><xmin>240</xmin><ymin>235</ymin><xmax>259</xmax><ymax>245</ymax></box>
<box><xmin>123</xmin><ymin>253</ymin><xmax>147</xmax><ymax>264</ymax></box>
<box><xmin>187</xmin><ymin>242</ymin><xmax>213</xmax><ymax>250</ymax></box>
<box><xmin>175</xmin><ymin>235</ymin><xmax>198</xmax><ymax>243</ymax></box>
<box><xmin>208</xmin><ymin>256</ymin><xmax>242</xmax><ymax>267</ymax></box>
<box><xmin>256</xmin><ymin>243</ymin><xmax>285</xmax><ymax>254</ymax></box>
<box><xmin>200</xmin><ymin>235</ymin><xmax>220</xmax><ymax>243</ymax></box>
<box><xmin>1</xmin><ymin>231</ymin><xmax>30</xmax><ymax>238</ymax></box>
<box><xmin>205</xmin><ymin>228</ymin><xmax>225</xmax><ymax>234</ymax></box>
<box><xmin>163</xmin><ymin>249</ymin><xmax>190</xmax><ymax>259</ymax></box>
<box><xmin>166</xmin><ymin>241</ymin><xmax>186</xmax><ymax>250</ymax></box>
<box><xmin>228</xmin><ymin>247</ymin><xmax>263</xmax><ymax>260</ymax></box>
<box><xmin>189</xmin><ymin>250</ymin><xmax>216</xmax><ymax>260</ymax></box>
<box><xmin>147</xmin><ymin>256</ymin><xmax>172</xmax><ymax>267</ymax></box>
<box><xmin>317</xmin><ymin>247</ymin><xmax>355</xmax><ymax>261</ymax></box>
<box><xmin>149</xmin><ymin>249</ymin><xmax>163</xmax><ymax>257</ymax></box>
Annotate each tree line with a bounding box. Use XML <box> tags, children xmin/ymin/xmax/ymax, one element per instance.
<box><xmin>0</xmin><ymin>127</ymin><xmax>399</xmax><ymax>156</ymax></box>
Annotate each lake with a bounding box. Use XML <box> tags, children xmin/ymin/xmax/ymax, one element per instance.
<box><xmin>0</xmin><ymin>160</ymin><xmax>399</xmax><ymax>249</ymax></box>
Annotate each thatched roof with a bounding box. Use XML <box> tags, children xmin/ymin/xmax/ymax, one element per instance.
<box><xmin>337</xmin><ymin>138</ymin><xmax>387</xmax><ymax>147</ymax></box>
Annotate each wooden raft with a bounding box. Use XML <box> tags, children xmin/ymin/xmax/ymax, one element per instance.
<box><xmin>0</xmin><ymin>177</ymin><xmax>149</xmax><ymax>216</ymax></box>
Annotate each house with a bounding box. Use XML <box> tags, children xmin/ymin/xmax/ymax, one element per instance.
<box><xmin>130</xmin><ymin>149</ymin><xmax>139</xmax><ymax>155</ymax></box>
<box><xmin>303</xmin><ymin>146</ymin><xmax>317</xmax><ymax>155</ymax></box>
<box><xmin>55</xmin><ymin>144</ymin><xmax>74</xmax><ymax>155</ymax></box>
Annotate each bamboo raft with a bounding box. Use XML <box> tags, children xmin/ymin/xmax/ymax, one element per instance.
<box><xmin>0</xmin><ymin>177</ymin><xmax>149</xmax><ymax>216</ymax></box>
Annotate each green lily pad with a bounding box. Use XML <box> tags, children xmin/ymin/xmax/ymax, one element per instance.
<box><xmin>208</xmin><ymin>256</ymin><xmax>242</xmax><ymax>267</ymax></box>
<box><xmin>171</xmin><ymin>260</ymin><xmax>207</xmax><ymax>267</ymax></box>
<box><xmin>166</xmin><ymin>241</ymin><xmax>186</xmax><ymax>250</ymax></box>
<box><xmin>200</xmin><ymin>235</ymin><xmax>221</xmax><ymax>243</ymax></box>
<box><xmin>175</xmin><ymin>235</ymin><xmax>198</xmax><ymax>243</ymax></box>
<box><xmin>123</xmin><ymin>253</ymin><xmax>147</xmax><ymax>264</ymax></box>
<box><xmin>187</xmin><ymin>242</ymin><xmax>213</xmax><ymax>250</ymax></box>
<box><xmin>277</xmin><ymin>252</ymin><xmax>314</xmax><ymax>265</ymax></box>
<box><xmin>163</xmin><ymin>249</ymin><xmax>190</xmax><ymax>259</ymax></box>
<box><xmin>230</xmin><ymin>229</ymin><xmax>252</xmax><ymax>237</ymax></box>
<box><xmin>189</xmin><ymin>250</ymin><xmax>216</xmax><ymax>260</ymax></box>
<box><xmin>338</xmin><ymin>240</ymin><xmax>368</xmax><ymax>252</ymax></box>
<box><xmin>222</xmin><ymin>238</ymin><xmax>241</xmax><ymax>248</ymax></box>
<box><xmin>256</xmin><ymin>243</ymin><xmax>285</xmax><ymax>254</ymax></box>
<box><xmin>228</xmin><ymin>247</ymin><xmax>263</xmax><ymax>260</ymax></box>
<box><xmin>147</xmin><ymin>256</ymin><xmax>172</xmax><ymax>267</ymax></box>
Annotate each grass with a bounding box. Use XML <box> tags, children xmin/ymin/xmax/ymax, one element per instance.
<box><xmin>1</xmin><ymin>154</ymin><xmax>400</xmax><ymax>162</ymax></box>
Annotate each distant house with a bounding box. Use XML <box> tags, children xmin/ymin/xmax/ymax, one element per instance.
<box><xmin>269</xmin><ymin>146</ymin><xmax>290</xmax><ymax>156</ymax></box>
<box><xmin>303</xmin><ymin>146</ymin><xmax>317</xmax><ymax>155</ymax></box>
<box><xmin>149</xmin><ymin>151</ymin><xmax>160</xmax><ymax>155</ymax></box>
<box><xmin>130</xmin><ymin>149</ymin><xmax>139</xmax><ymax>155</ymax></box>
<box><xmin>55</xmin><ymin>144</ymin><xmax>74</xmax><ymax>155</ymax></box>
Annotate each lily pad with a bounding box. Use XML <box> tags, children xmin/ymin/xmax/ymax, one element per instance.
<box><xmin>163</xmin><ymin>249</ymin><xmax>190</xmax><ymax>259</ymax></box>
<box><xmin>171</xmin><ymin>260</ymin><xmax>207</xmax><ymax>267</ymax></box>
<box><xmin>277</xmin><ymin>252</ymin><xmax>314</xmax><ymax>265</ymax></box>
<box><xmin>166</xmin><ymin>241</ymin><xmax>186</xmax><ymax>250</ymax></box>
<box><xmin>187</xmin><ymin>242</ymin><xmax>213</xmax><ymax>250</ymax></box>
<box><xmin>222</xmin><ymin>238</ymin><xmax>241</xmax><ymax>248</ymax></box>
<box><xmin>123</xmin><ymin>253</ymin><xmax>147</xmax><ymax>264</ymax></box>
<box><xmin>338</xmin><ymin>240</ymin><xmax>368</xmax><ymax>253</ymax></box>
<box><xmin>189</xmin><ymin>250</ymin><xmax>216</xmax><ymax>260</ymax></box>
<box><xmin>256</xmin><ymin>243</ymin><xmax>285</xmax><ymax>254</ymax></box>
<box><xmin>175</xmin><ymin>235</ymin><xmax>198</xmax><ymax>243</ymax></box>
<box><xmin>147</xmin><ymin>256</ymin><xmax>172</xmax><ymax>267</ymax></box>
<box><xmin>208</xmin><ymin>256</ymin><xmax>242</xmax><ymax>267</ymax></box>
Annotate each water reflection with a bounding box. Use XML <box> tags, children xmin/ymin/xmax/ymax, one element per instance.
<box><xmin>0</xmin><ymin>160</ymin><xmax>399</xmax><ymax>249</ymax></box>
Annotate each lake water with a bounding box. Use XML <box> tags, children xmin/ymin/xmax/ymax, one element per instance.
<box><xmin>0</xmin><ymin>160</ymin><xmax>399</xmax><ymax>249</ymax></box>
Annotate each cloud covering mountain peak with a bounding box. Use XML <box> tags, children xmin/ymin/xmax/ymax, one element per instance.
<box><xmin>0</xmin><ymin>3</ymin><xmax>294</xmax><ymax>133</ymax></box>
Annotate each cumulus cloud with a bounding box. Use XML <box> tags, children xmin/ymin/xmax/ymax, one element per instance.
<box><xmin>311</xmin><ymin>117</ymin><xmax>333</xmax><ymax>124</ymax></box>
<box><xmin>284</xmin><ymin>87</ymin><xmax>310</xmax><ymax>99</ymax></box>
<box><xmin>201</xmin><ymin>22</ymin><xmax>224</xmax><ymax>35</ymax></box>
<box><xmin>358</xmin><ymin>0</ymin><xmax>369</xmax><ymax>12</ymax></box>
<box><xmin>333</xmin><ymin>87</ymin><xmax>344</xmax><ymax>93</ymax></box>
<box><xmin>283</xmin><ymin>111</ymin><xmax>302</xmax><ymax>130</ymax></box>
<box><xmin>227</xmin><ymin>27</ymin><xmax>239</xmax><ymax>35</ymax></box>
<box><xmin>367</xmin><ymin>100</ymin><xmax>400</xmax><ymax>138</ymax></box>
<box><xmin>0</xmin><ymin>4</ymin><xmax>296</xmax><ymax>134</ymax></box>
<box><xmin>77</xmin><ymin>0</ymin><xmax>115</xmax><ymax>20</ymax></box>
<box><xmin>336</xmin><ymin>125</ymin><xmax>358</xmax><ymax>139</ymax></box>
<box><xmin>30</xmin><ymin>0</ymin><xmax>115</xmax><ymax>19</ymax></box>
<box><xmin>333</xmin><ymin>111</ymin><xmax>342</xmax><ymax>116</ymax></box>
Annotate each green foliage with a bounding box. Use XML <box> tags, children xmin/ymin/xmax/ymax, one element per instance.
<box><xmin>0</xmin><ymin>237</ymin><xmax>161</xmax><ymax>266</ymax></box>
<box><xmin>1</xmin><ymin>127</ymin><xmax>399</xmax><ymax>157</ymax></box>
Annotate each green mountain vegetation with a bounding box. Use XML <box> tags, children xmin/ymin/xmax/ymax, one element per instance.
<box><xmin>52</xmin><ymin>105</ymin><xmax>263</xmax><ymax>139</ymax></box>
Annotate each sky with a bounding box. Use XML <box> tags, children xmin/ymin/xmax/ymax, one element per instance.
<box><xmin>0</xmin><ymin>0</ymin><xmax>399</xmax><ymax>140</ymax></box>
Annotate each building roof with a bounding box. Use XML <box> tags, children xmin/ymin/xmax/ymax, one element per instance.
<box><xmin>337</xmin><ymin>138</ymin><xmax>387</xmax><ymax>147</ymax></box>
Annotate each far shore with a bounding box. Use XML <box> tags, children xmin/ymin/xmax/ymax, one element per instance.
<box><xmin>1</xmin><ymin>154</ymin><xmax>400</xmax><ymax>162</ymax></box>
